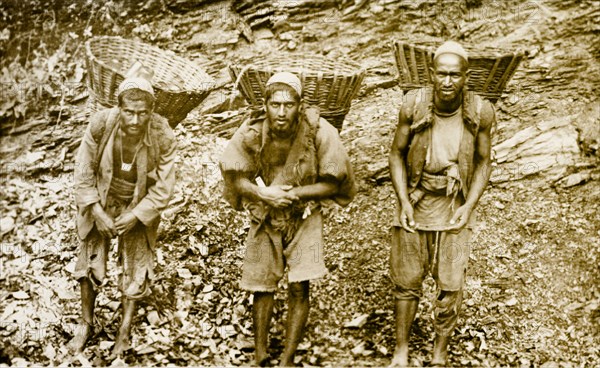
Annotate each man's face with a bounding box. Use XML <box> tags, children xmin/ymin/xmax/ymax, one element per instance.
<box><xmin>265</xmin><ymin>90</ymin><xmax>300</xmax><ymax>138</ymax></box>
<box><xmin>431</xmin><ymin>53</ymin><xmax>469</xmax><ymax>103</ymax></box>
<box><xmin>119</xmin><ymin>98</ymin><xmax>152</xmax><ymax>138</ymax></box>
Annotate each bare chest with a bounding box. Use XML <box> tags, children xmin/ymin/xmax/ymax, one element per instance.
<box><xmin>263</xmin><ymin>138</ymin><xmax>293</xmax><ymax>167</ymax></box>
<box><xmin>120</xmin><ymin>142</ymin><xmax>139</xmax><ymax>163</ymax></box>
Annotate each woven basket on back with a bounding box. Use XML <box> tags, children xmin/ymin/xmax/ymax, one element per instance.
<box><xmin>392</xmin><ymin>41</ymin><xmax>524</xmax><ymax>102</ymax></box>
<box><xmin>228</xmin><ymin>54</ymin><xmax>366</xmax><ymax>131</ymax></box>
<box><xmin>85</xmin><ymin>93</ymin><xmax>111</xmax><ymax>116</ymax></box>
<box><xmin>85</xmin><ymin>36</ymin><xmax>216</xmax><ymax>128</ymax></box>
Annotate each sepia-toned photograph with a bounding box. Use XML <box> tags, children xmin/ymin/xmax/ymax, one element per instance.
<box><xmin>0</xmin><ymin>0</ymin><xmax>598</xmax><ymax>366</ymax></box>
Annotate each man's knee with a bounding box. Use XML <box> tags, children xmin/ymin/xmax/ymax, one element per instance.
<box><xmin>393</xmin><ymin>285</ymin><xmax>422</xmax><ymax>300</ymax></box>
<box><xmin>288</xmin><ymin>281</ymin><xmax>309</xmax><ymax>299</ymax></box>
<box><xmin>434</xmin><ymin>289</ymin><xmax>463</xmax><ymax>317</ymax></box>
<box><xmin>436</xmin><ymin>289</ymin><xmax>462</xmax><ymax>304</ymax></box>
<box><xmin>76</xmin><ymin>269</ymin><xmax>104</xmax><ymax>288</ymax></box>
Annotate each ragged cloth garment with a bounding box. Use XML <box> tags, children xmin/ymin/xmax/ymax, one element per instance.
<box><xmin>393</xmin><ymin>86</ymin><xmax>496</xmax><ymax>231</ymax></box>
<box><xmin>390</xmin><ymin>88</ymin><xmax>495</xmax><ymax>336</ymax></box>
<box><xmin>391</xmin><ymin>102</ymin><xmax>474</xmax><ymax>292</ymax></box>
<box><xmin>73</xmin><ymin>179</ymin><xmax>154</xmax><ymax>300</ymax></box>
<box><xmin>411</xmin><ymin>106</ymin><xmax>473</xmax><ymax>230</ymax></box>
<box><xmin>73</xmin><ymin>107</ymin><xmax>177</xmax><ymax>298</ymax></box>
<box><xmin>220</xmin><ymin>104</ymin><xmax>356</xmax><ymax>291</ymax></box>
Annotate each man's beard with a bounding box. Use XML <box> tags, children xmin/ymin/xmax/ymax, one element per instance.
<box><xmin>270</xmin><ymin>117</ymin><xmax>297</xmax><ymax>137</ymax></box>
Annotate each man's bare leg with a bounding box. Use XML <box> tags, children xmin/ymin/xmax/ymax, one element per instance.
<box><xmin>431</xmin><ymin>334</ymin><xmax>450</xmax><ymax>366</ymax></box>
<box><xmin>279</xmin><ymin>281</ymin><xmax>309</xmax><ymax>367</ymax></box>
<box><xmin>432</xmin><ymin>289</ymin><xmax>461</xmax><ymax>366</ymax></box>
<box><xmin>390</xmin><ymin>298</ymin><xmax>419</xmax><ymax>367</ymax></box>
<box><xmin>68</xmin><ymin>278</ymin><xmax>96</xmax><ymax>353</ymax></box>
<box><xmin>253</xmin><ymin>291</ymin><xmax>275</xmax><ymax>366</ymax></box>
<box><xmin>110</xmin><ymin>297</ymin><xmax>136</xmax><ymax>358</ymax></box>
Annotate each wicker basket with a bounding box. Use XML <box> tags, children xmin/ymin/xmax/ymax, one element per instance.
<box><xmin>392</xmin><ymin>41</ymin><xmax>524</xmax><ymax>102</ymax></box>
<box><xmin>228</xmin><ymin>54</ymin><xmax>366</xmax><ymax>131</ymax></box>
<box><xmin>85</xmin><ymin>92</ymin><xmax>111</xmax><ymax>117</ymax></box>
<box><xmin>85</xmin><ymin>36</ymin><xmax>216</xmax><ymax>128</ymax></box>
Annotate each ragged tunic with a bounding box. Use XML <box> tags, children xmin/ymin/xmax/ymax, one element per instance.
<box><xmin>220</xmin><ymin>105</ymin><xmax>356</xmax><ymax>290</ymax></box>
<box><xmin>392</xmin><ymin>87</ymin><xmax>495</xmax><ymax>231</ymax></box>
<box><xmin>220</xmin><ymin>104</ymin><xmax>355</xmax><ymax>234</ymax></box>
<box><xmin>74</xmin><ymin>107</ymin><xmax>177</xmax><ymax>247</ymax></box>
<box><xmin>73</xmin><ymin>107</ymin><xmax>177</xmax><ymax>298</ymax></box>
<box><xmin>414</xmin><ymin>107</ymin><xmax>466</xmax><ymax>230</ymax></box>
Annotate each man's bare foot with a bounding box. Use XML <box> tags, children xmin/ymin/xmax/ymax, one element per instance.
<box><xmin>108</xmin><ymin>332</ymin><xmax>130</xmax><ymax>360</ymax></box>
<box><xmin>389</xmin><ymin>345</ymin><xmax>409</xmax><ymax>367</ymax></box>
<box><xmin>431</xmin><ymin>334</ymin><xmax>449</xmax><ymax>367</ymax></box>
<box><xmin>279</xmin><ymin>357</ymin><xmax>296</xmax><ymax>367</ymax></box>
<box><xmin>67</xmin><ymin>322</ymin><xmax>93</xmax><ymax>353</ymax></box>
<box><xmin>255</xmin><ymin>354</ymin><xmax>270</xmax><ymax>367</ymax></box>
<box><xmin>430</xmin><ymin>356</ymin><xmax>448</xmax><ymax>367</ymax></box>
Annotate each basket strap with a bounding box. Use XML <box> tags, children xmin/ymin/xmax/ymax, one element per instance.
<box><xmin>495</xmin><ymin>53</ymin><xmax>522</xmax><ymax>96</ymax></box>
<box><xmin>336</xmin><ymin>74</ymin><xmax>351</xmax><ymax>110</ymax></box>
<box><xmin>476</xmin><ymin>95</ymin><xmax>483</xmax><ymax>130</ymax></box>
<box><xmin>95</xmin><ymin>108</ymin><xmax>120</xmax><ymax>171</ymax></box>
<box><xmin>232</xmin><ymin>64</ymin><xmax>253</xmax><ymax>100</ymax></box>
<box><xmin>476</xmin><ymin>95</ymin><xmax>483</xmax><ymax>117</ymax></box>
<box><xmin>108</xmin><ymin>71</ymin><xmax>119</xmax><ymax>105</ymax></box>
<box><xmin>409</xmin><ymin>45</ymin><xmax>419</xmax><ymax>85</ymax></box>
<box><xmin>481</xmin><ymin>58</ymin><xmax>502</xmax><ymax>94</ymax></box>
<box><xmin>398</xmin><ymin>44</ymin><xmax>411</xmax><ymax>84</ymax></box>
<box><xmin>413</xmin><ymin>88</ymin><xmax>422</xmax><ymax>118</ymax></box>
<box><xmin>315</xmin><ymin>71</ymin><xmax>323</xmax><ymax>102</ymax></box>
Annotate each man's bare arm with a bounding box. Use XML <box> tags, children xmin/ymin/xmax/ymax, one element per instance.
<box><xmin>290</xmin><ymin>181</ymin><xmax>338</xmax><ymax>201</ymax></box>
<box><xmin>233</xmin><ymin>175</ymin><xmax>263</xmax><ymax>203</ymax></box>
<box><xmin>463</xmin><ymin>116</ymin><xmax>493</xmax><ymax>209</ymax></box>
<box><xmin>389</xmin><ymin>113</ymin><xmax>412</xmax><ymax>208</ymax></box>
<box><xmin>234</xmin><ymin>175</ymin><xmax>299</xmax><ymax>208</ymax></box>
<box><xmin>389</xmin><ymin>94</ymin><xmax>417</xmax><ymax>232</ymax></box>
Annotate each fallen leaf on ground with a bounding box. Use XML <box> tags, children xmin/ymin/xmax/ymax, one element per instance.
<box><xmin>12</xmin><ymin>291</ymin><xmax>30</xmax><ymax>300</ymax></box>
<box><xmin>344</xmin><ymin>313</ymin><xmax>369</xmax><ymax>328</ymax></box>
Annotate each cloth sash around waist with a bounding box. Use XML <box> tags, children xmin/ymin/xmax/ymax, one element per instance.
<box><xmin>108</xmin><ymin>177</ymin><xmax>136</xmax><ymax>202</ymax></box>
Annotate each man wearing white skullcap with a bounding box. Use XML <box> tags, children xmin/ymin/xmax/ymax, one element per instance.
<box><xmin>388</xmin><ymin>40</ymin><xmax>495</xmax><ymax>366</ymax></box>
<box><xmin>434</xmin><ymin>40</ymin><xmax>469</xmax><ymax>63</ymax></box>
<box><xmin>265</xmin><ymin>71</ymin><xmax>303</xmax><ymax>98</ymax></box>
<box><xmin>220</xmin><ymin>71</ymin><xmax>356</xmax><ymax>366</ymax></box>
<box><xmin>69</xmin><ymin>75</ymin><xmax>177</xmax><ymax>360</ymax></box>
<box><xmin>117</xmin><ymin>77</ymin><xmax>155</xmax><ymax>97</ymax></box>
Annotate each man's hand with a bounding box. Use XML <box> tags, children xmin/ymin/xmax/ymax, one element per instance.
<box><xmin>258</xmin><ymin>184</ymin><xmax>299</xmax><ymax>208</ymax></box>
<box><xmin>399</xmin><ymin>203</ymin><xmax>417</xmax><ymax>233</ymax></box>
<box><xmin>91</xmin><ymin>203</ymin><xmax>117</xmax><ymax>238</ymax></box>
<box><xmin>448</xmin><ymin>204</ymin><xmax>473</xmax><ymax>231</ymax></box>
<box><xmin>115</xmin><ymin>211</ymin><xmax>139</xmax><ymax>236</ymax></box>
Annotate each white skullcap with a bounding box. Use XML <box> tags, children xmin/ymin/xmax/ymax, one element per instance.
<box><xmin>266</xmin><ymin>72</ymin><xmax>302</xmax><ymax>97</ymax></box>
<box><xmin>117</xmin><ymin>77</ymin><xmax>155</xmax><ymax>97</ymax></box>
<box><xmin>434</xmin><ymin>41</ymin><xmax>469</xmax><ymax>62</ymax></box>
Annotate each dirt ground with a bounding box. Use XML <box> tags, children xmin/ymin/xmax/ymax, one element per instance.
<box><xmin>0</xmin><ymin>0</ymin><xmax>598</xmax><ymax>366</ymax></box>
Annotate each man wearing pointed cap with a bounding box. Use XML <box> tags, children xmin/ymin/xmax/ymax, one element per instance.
<box><xmin>388</xmin><ymin>40</ymin><xmax>495</xmax><ymax>366</ymax></box>
<box><xmin>220</xmin><ymin>72</ymin><xmax>356</xmax><ymax>366</ymax></box>
<box><xmin>69</xmin><ymin>76</ymin><xmax>177</xmax><ymax>359</ymax></box>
